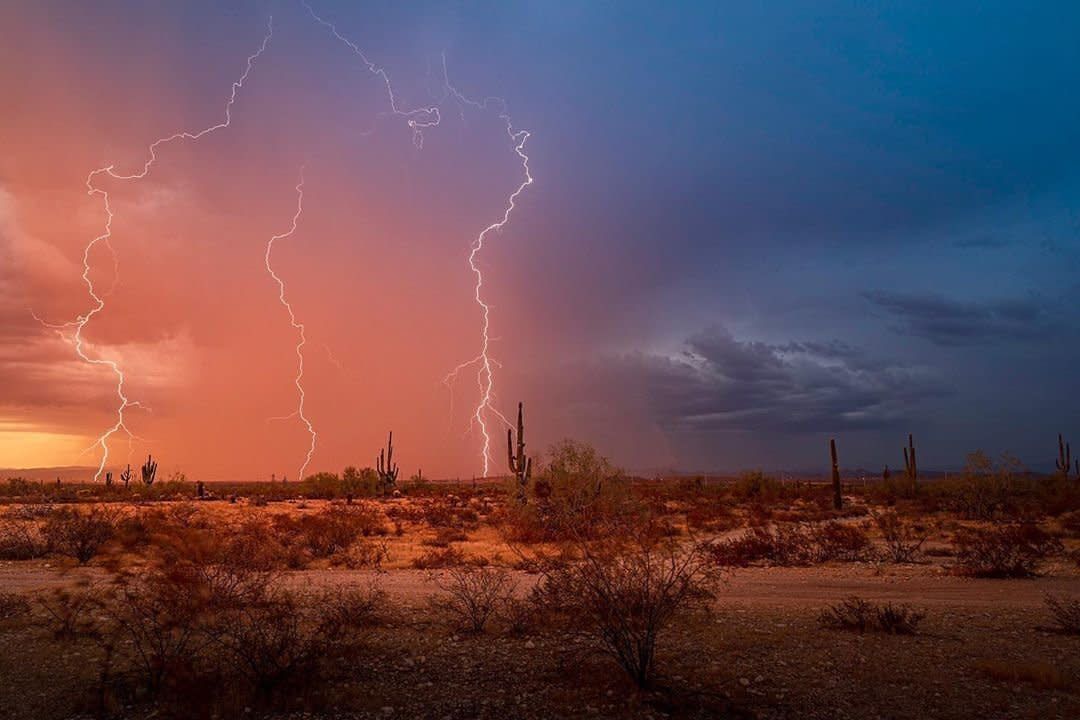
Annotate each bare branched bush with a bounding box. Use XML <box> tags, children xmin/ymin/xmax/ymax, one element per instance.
<box><xmin>42</xmin><ymin>505</ymin><xmax>121</xmax><ymax>564</ymax></box>
<box><xmin>819</xmin><ymin>596</ymin><xmax>925</xmax><ymax>634</ymax></box>
<box><xmin>873</xmin><ymin>511</ymin><xmax>929</xmax><ymax>563</ymax></box>
<box><xmin>276</xmin><ymin>504</ymin><xmax>387</xmax><ymax>559</ymax></box>
<box><xmin>432</xmin><ymin>566</ymin><xmax>516</xmax><ymax>633</ymax></box>
<box><xmin>0</xmin><ymin>518</ymin><xmax>47</xmax><ymax>560</ymax></box>
<box><xmin>95</xmin><ymin>570</ymin><xmax>216</xmax><ymax>694</ymax></box>
<box><xmin>1044</xmin><ymin>594</ymin><xmax>1080</xmax><ymax>634</ymax></box>
<box><xmin>812</xmin><ymin>521</ymin><xmax>871</xmax><ymax>562</ymax></box>
<box><xmin>329</xmin><ymin>537</ymin><xmax>390</xmax><ymax>570</ymax></box>
<box><xmin>533</xmin><ymin>533</ymin><xmax>719</xmax><ymax>688</ymax></box>
<box><xmin>209</xmin><ymin>586</ymin><xmax>380</xmax><ymax>698</ymax></box>
<box><xmin>709</xmin><ymin>524</ymin><xmax>816</xmax><ymax>567</ymax></box>
<box><xmin>35</xmin><ymin>582</ymin><xmax>102</xmax><ymax>640</ymax></box>
<box><xmin>952</xmin><ymin>523</ymin><xmax>1063</xmax><ymax>578</ymax></box>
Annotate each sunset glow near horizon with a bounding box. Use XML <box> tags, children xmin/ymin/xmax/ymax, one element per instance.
<box><xmin>2</xmin><ymin>2</ymin><xmax>1078</xmax><ymax>480</ymax></box>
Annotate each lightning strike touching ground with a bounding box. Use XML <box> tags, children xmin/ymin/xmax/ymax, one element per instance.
<box><xmin>265</xmin><ymin>172</ymin><xmax>316</xmax><ymax>482</ymax></box>
<box><xmin>36</xmin><ymin>17</ymin><xmax>275</xmax><ymax>480</ymax></box>
<box><xmin>303</xmin><ymin>3</ymin><xmax>533</xmax><ymax>473</ymax></box>
<box><xmin>441</xmin><ymin>57</ymin><xmax>533</xmax><ymax>477</ymax></box>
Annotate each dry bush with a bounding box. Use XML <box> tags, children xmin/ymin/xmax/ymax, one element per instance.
<box><xmin>1044</xmin><ymin>594</ymin><xmax>1080</xmax><ymax>634</ymax></box>
<box><xmin>422</xmin><ymin>526</ymin><xmax>469</xmax><ymax>547</ymax></box>
<box><xmin>1060</xmin><ymin>510</ymin><xmax>1080</xmax><ymax>537</ymax></box>
<box><xmin>818</xmin><ymin>596</ymin><xmax>925</xmax><ymax>634</ymax></box>
<box><xmin>709</xmin><ymin>524</ymin><xmax>818</xmax><ymax>567</ymax></box>
<box><xmin>685</xmin><ymin>501</ymin><xmax>738</xmax><ymax>532</ymax></box>
<box><xmin>411</xmin><ymin>546</ymin><xmax>487</xmax><ymax>569</ymax></box>
<box><xmin>812</xmin><ymin>521</ymin><xmax>871</xmax><ymax>562</ymax></box>
<box><xmin>532</xmin><ymin>534</ymin><xmax>719</xmax><ymax>688</ymax></box>
<box><xmin>0</xmin><ymin>591</ymin><xmax>30</xmax><ymax>621</ymax></box>
<box><xmin>329</xmin><ymin>537</ymin><xmax>390</xmax><ymax>569</ymax></box>
<box><xmin>94</xmin><ymin>571</ymin><xmax>217</xmax><ymax>694</ymax></box>
<box><xmin>873</xmin><ymin>511</ymin><xmax>929</xmax><ymax>563</ymax></box>
<box><xmin>34</xmin><ymin>582</ymin><xmax>102</xmax><ymax>640</ymax></box>
<box><xmin>432</xmin><ymin>566</ymin><xmax>516</xmax><ymax>633</ymax></box>
<box><xmin>0</xmin><ymin>518</ymin><xmax>48</xmax><ymax>560</ymax></box>
<box><xmin>952</xmin><ymin>523</ymin><xmax>1063</xmax><ymax>578</ymax></box>
<box><xmin>504</xmin><ymin>440</ymin><xmax>637</xmax><ymax>543</ymax></box>
<box><xmin>42</xmin><ymin>505</ymin><xmax>121</xmax><ymax>564</ymax></box>
<box><xmin>420</xmin><ymin>497</ymin><xmax>480</xmax><ymax>529</ymax></box>
<box><xmin>281</xmin><ymin>504</ymin><xmax>387</xmax><ymax>558</ymax></box>
<box><xmin>209</xmin><ymin>586</ymin><xmax>381</xmax><ymax>699</ymax></box>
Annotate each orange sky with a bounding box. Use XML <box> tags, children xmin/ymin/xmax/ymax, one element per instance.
<box><xmin>0</xmin><ymin>3</ymin><xmax>656</xmax><ymax>480</ymax></box>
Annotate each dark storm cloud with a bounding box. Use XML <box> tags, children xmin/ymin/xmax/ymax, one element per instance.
<box><xmin>862</xmin><ymin>290</ymin><xmax>1062</xmax><ymax>346</ymax></box>
<box><xmin>588</xmin><ymin>327</ymin><xmax>946</xmax><ymax>435</ymax></box>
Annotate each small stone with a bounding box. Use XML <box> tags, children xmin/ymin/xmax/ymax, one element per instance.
<box><xmin>739</xmin><ymin>678</ymin><xmax>750</xmax><ymax>687</ymax></box>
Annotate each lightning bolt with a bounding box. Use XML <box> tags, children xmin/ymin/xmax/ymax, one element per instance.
<box><xmin>264</xmin><ymin>171</ymin><xmax>316</xmax><ymax>481</ymax></box>
<box><xmin>36</xmin><ymin>17</ymin><xmax>274</xmax><ymax>480</ymax></box>
<box><xmin>302</xmin><ymin>1</ymin><xmax>441</xmax><ymax>148</ymax></box>
<box><xmin>441</xmin><ymin>58</ymin><xmax>533</xmax><ymax>477</ymax></box>
<box><xmin>303</xmin><ymin>3</ymin><xmax>537</xmax><ymax>475</ymax></box>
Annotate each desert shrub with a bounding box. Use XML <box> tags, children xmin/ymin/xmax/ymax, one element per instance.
<box><xmin>277</xmin><ymin>504</ymin><xmax>387</xmax><ymax>559</ymax></box>
<box><xmin>818</xmin><ymin>596</ymin><xmax>925</xmax><ymax>634</ymax></box>
<box><xmin>0</xmin><ymin>518</ymin><xmax>48</xmax><ymax>560</ymax></box>
<box><xmin>685</xmin><ymin>501</ymin><xmax>738</xmax><ymax>532</ymax></box>
<box><xmin>505</xmin><ymin>441</ymin><xmax>636</xmax><ymax>542</ymax></box>
<box><xmin>2</xmin><ymin>476</ymin><xmax>35</xmax><ymax>497</ymax></box>
<box><xmin>731</xmin><ymin>471</ymin><xmax>787</xmax><ymax>503</ymax></box>
<box><xmin>709</xmin><ymin>524</ymin><xmax>817</xmax><ymax>567</ymax></box>
<box><xmin>930</xmin><ymin>451</ymin><xmax>1033</xmax><ymax>520</ymax></box>
<box><xmin>422</xmin><ymin>498</ymin><xmax>479</xmax><ymax>529</ymax></box>
<box><xmin>411</xmin><ymin>546</ymin><xmax>487</xmax><ymax>569</ymax></box>
<box><xmin>432</xmin><ymin>566</ymin><xmax>516</xmax><ymax>633</ymax></box>
<box><xmin>42</xmin><ymin>505</ymin><xmax>121</xmax><ymax>564</ymax></box>
<box><xmin>94</xmin><ymin>570</ymin><xmax>217</xmax><ymax>694</ymax></box>
<box><xmin>812</xmin><ymin>521</ymin><xmax>871</xmax><ymax>562</ymax></box>
<box><xmin>499</xmin><ymin>594</ymin><xmax>544</xmax><ymax>636</ymax></box>
<box><xmin>1044</xmin><ymin>594</ymin><xmax>1080</xmax><ymax>635</ymax></box>
<box><xmin>329</xmin><ymin>537</ymin><xmax>390</xmax><ymax>569</ymax></box>
<box><xmin>1059</xmin><ymin>510</ymin><xmax>1080</xmax><ymax>537</ymax></box>
<box><xmin>532</xmin><ymin>534</ymin><xmax>718</xmax><ymax>688</ymax></box>
<box><xmin>0</xmin><ymin>591</ymin><xmax>30</xmax><ymax>621</ymax></box>
<box><xmin>952</xmin><ymin>523</ymin><xmax>1063</xmax><ymax>578</ymax></box>
<box><xmin>422</xmin><ymin>526</ymin><xmax>469</xmax><ymax>547</ymax></box>
<box><xmin>35</xmin><ymin>583</ymin><xmax>102</xmax><ymax>640</ymax></box>
<box><xmin>209</xmin><ymin>586</ymin><xmax>380</xmax><ymax>698</ymax></box>
<box><xmin>341</xmin><ymin>466</ymin><xmax>380</xmax><ymax>498</ymax></box>
<box><xmin>873</xmin><ymin>511</ymin><xmax>929</xmax><ymax>563</ymax></box>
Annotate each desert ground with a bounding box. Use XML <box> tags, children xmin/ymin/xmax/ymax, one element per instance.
<box><xmin>1</xmin><ymin>450</ymin><xmax>1078</xmax><ymax>719</ymax></box>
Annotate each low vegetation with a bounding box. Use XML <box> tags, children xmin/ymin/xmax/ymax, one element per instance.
<box><xmin>818</xmin><ymin>596</ymin><xmax>926</xmax><ymax>634</ymax></box>
<box><xmin>1</xmin><ymin>436</ymin><xmax>1079</xmax><ymax>718</ymax></box>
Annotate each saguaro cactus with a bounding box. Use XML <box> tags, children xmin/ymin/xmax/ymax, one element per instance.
<box><xmin>903</xmin><ymin>434</ymin><xmax>918</xmax><ymax>489</ymax></box>
<box><xmin>507</xmin><ymin>402</ymin><xmax>532</xmax><ymax>503</ymax></box>
<box><xmin>830</xmin><ymin>438</ymin><xmax>842</xmax><ymax>510</ymax></box>
<box><xmin>1056</xmin><ymin>434</ymin><xmax>1072</xmax><ymax>479</ymax></box>
<box><xmin>376</xmin><ymin>432</ymin><xmax>399</xmax><ymax>493</ymax></box>
<box><xmin>120</xmin><ymin>465</ymin><xmax>132</xmax><ymax>488</ymax></box>
<box><xmin>141</xmin><ymin>455</ymin><xmax>157</xmax><ymax>486</ymax></box>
